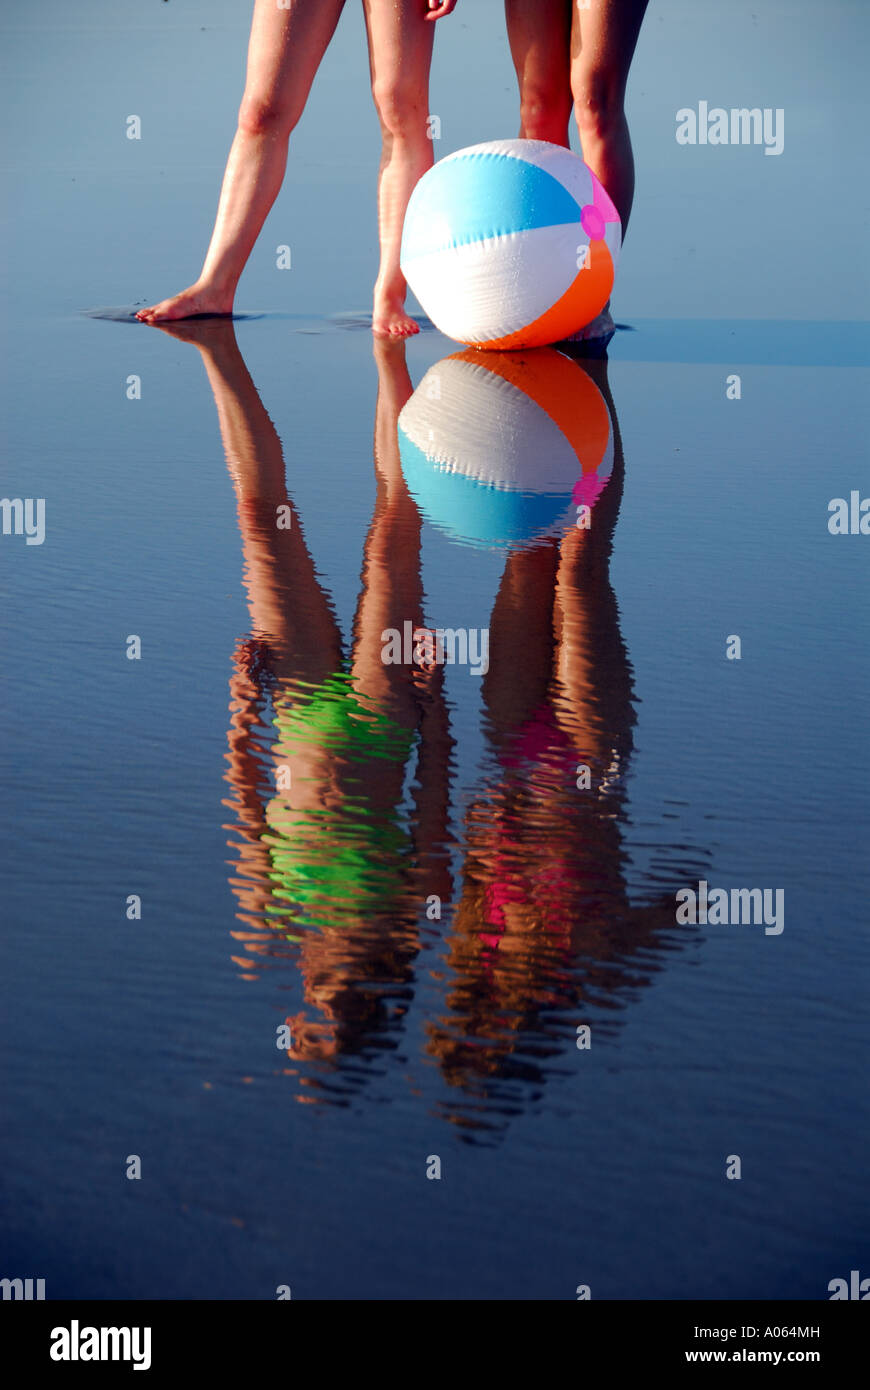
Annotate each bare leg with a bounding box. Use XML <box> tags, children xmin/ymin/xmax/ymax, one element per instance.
<box><xmin>505</xmin><ymin>0</ymin><xmax>646</xmax><ymax>339</ymax></box>
<box><xmin>504</xmin><ymin>0</ymin><xmax>573</xmax><ymax>146</ymax></box>
<box><xmin>567</xmin><ymin>0</ymin><xmax>648</xmax><ymax>338</ymax></box>
<box><xmin>570</xmin><ymin>0</ymin><xmax>649</xmax><ymax>235</ymax></box>
<box><xmin>137</xmin><ymin>0</ymin><xmax>347</xmax><ymax>323</ymax></box>
<box><xmin>362</xmin><ymin>0</ymin><xmax>437</xmax><ymax>337</ymax></box>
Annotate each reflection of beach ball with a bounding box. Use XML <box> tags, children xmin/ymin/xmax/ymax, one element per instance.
<box><xmin>400</xmin><ymin>139</ymin><xmax>621</xmax><ymax>349</ymax></box>
<box><xmin>397</xmin><ymin>348</ymin><xmax>614</xmax><ymax>550</ymax></box>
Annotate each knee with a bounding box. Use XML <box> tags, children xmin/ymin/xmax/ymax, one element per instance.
<box><xmin>572</xmin><ymin>71</ymin><xmax>625</xmax><ymax>141</ymax></box>
<box><xmin>519</xmin><ymin>86</ymin><xmax>573</xmax><ymax>142</ymax></box>
<box><xmin>371</xmin><ymin>78</ymin><xmax>427</xmax><ymax>140</ymax></box>
<box><xmin>237</xmin><ymin>93</ymin><xmax>298</xmax><ymax>138</ymax></box>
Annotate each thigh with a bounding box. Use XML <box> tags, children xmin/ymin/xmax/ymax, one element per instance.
<box><xmin>243</xmin><ymin>0</ymin><xmax>349</xmax><ymax>118</ymax></box>
<box><xmin>570</xmin><ymin>0</ymin><xmax>649</xmax><ymax>93</ymax></box>
<box><xmin>505</xmin><ymin>0</ymin><xmax>572</xmax><ymax>93</ymax></box>
<box><xmin>361</xmin><ymin>0</ymin><xmax>435</xmax><ymax>103</ymax></box>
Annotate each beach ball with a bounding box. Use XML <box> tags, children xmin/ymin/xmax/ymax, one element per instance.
<box><xmin>400</xmin><ymin>139</ymin><xmax>621</xmax><ymax>349</ymax></box>
<box><xmin>397</xmin><ymin>348</ymin><xmax>614</xmax><ymax>550</ymax></box>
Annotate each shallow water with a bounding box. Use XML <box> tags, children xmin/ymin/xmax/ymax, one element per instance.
<box><xmin>2</xmin><ymin>0</ymin><xmax>868</xmax><ymax>1300</ymax></box>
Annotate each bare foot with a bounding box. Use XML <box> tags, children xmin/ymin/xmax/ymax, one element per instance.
<box><xmin>372</xmin><ymin>282</ymin><xmax>420</xmax><ymax>339</ymax></box>
<box><xmin>135</xmin><ymin>281</ymin><xmax>234</xmax><ymax>323</ymax></box>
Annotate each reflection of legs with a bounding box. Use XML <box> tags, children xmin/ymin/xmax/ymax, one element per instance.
<box><xmin>570</xmin><ymin>0</ymin><xmax>648</xmax><ymax>233</ymax></box>
<box><xmin>137</xmin><ymin>0</ymin><xmax>347</xmax><ymax>322</ymax></box>
<box><xmin>552</xmin><ymin>358</ymin><xmax>633</xmax><ymax>759</ymax></box>
<box><xmin>363</xmin><ymin>0</ymin><xmax>436</xmax><ymax>337</ymax></box>
<box><xmin>551</xmin><ymin>525</ymin><xmax>613</xmax><ymax>761</ymax></box>
<box><xmin>154</xmin><ymin>319</ymin><xmax>341</xmax><ymax>682</ymax></box>
<box><xmin>351</xmin><ymin>340</ymin><xmax>432</xmax><ymax>730</ymax></box>
<box><xmin>504</xmin><ymin>0</ymin><xmax>573</xmax><ymax>146</ymax></box>
<box><xmin>482</xmin><ymin>542</ymin><xmax>560</xmax><ymax>736</ymax></box>
<box><xmin>351</xmin><ymin>339</ymin><xmax>453</xmax><ymax>890</ymax></box>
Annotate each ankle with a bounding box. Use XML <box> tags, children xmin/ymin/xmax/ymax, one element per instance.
<box><xmin>374</xmin><ymin>275</ymin><xmax>406</xmax><ymax>303</ymax></box>
<box><xmin>195</xmin><ymin>271</ymin><xmax>237</xmax><ymax>301</ymax></box>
